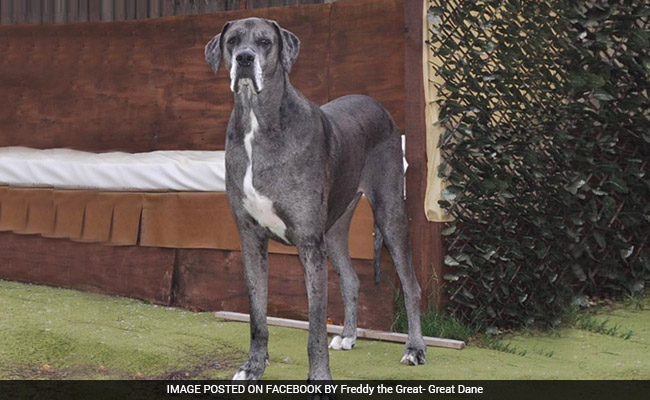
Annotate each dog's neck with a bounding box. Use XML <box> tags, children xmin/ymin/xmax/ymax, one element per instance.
<box><xmin>232</xmin><ymin>68</ymin><xmax>297</xmax><ymax>134</ymax></box>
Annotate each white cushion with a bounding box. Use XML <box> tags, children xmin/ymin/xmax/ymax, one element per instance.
<box><xmin>0</xmin><ymin>147</ymin><xmax>226</xmax><ymax>192</ymax></box>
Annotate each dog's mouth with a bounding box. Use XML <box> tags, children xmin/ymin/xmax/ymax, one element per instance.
<box><xmin>233</xmin><ymin>76</ymin><xmax>262</xmax><ymax>94</ymax></box>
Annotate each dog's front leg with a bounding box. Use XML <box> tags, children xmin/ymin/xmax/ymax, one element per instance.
<box><xmin>233</xmin><ymin>226</ymin><xmax>270</xmax><ymax>381</ymax></box>
<box><xmin>297</xmin><ymin>238</ymin><xmax>332</xmax><ymax>382</ymax></box>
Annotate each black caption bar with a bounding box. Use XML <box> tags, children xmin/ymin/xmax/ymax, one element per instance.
<box><xmin>1</xmin><ymin>380</ymin><xmax>649</xmax><ymax>400</ymax></box>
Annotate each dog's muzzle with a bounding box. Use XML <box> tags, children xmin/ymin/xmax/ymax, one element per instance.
<box><xmin>231</xmin><ymin>50</ymin><xmax>263</xmax><ymax>94</ymax></box>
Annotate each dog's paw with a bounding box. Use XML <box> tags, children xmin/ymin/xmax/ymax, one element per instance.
<box><xmin>232</xmin><ymin>355</ymin><xmax>268</xmax><ymax>381</ymax></box>
<box><xmin>400</xmin><ymin>345</ymin><xmax>426</xmax><ymax>366</ymax></box>
<box><xmin>328</xmin><ymin>335</ymin><xmax>355</xmax><ymax>351</ymax></box>
<box><xmin>232</xmin><ymin>365</ymin><xmax>263</xmax><ymax>381</ymax></box>
<box><xmin>232</xmin><ymin>369</ymin><xmax>252</xmax><ymax>380</ymax></box>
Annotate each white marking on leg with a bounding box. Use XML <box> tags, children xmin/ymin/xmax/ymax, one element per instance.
<box><xmin>341</xmin><ymin>336</ymin><xmax>356</xmax><ymax>350</ymax></box>
<box><xmin>329</xmin><ymin>335</ymin><xmax>356</xmax><ymax>351</ymax></box>
<box><xmin>329</xmin><ymin>335</ymin><xmax>343</xmax><ymax>350</ymax></box>
<box><xmin>242</xmin><ymin>110</ymin><xmax>287</xmax><ymax>241</ymax></box>
<box><xmin>401</xmin><ymin>353</ymin><xmax>418</xmax><ymax>366</ymax></box>
<box><xmin>232</xmin><ymin>369</ymin><xmax>248</xmax><ymax>380</ymax></box>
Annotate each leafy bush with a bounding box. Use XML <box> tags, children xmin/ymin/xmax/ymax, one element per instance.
<box><xmin>430</xmin><ymin>0</ymin><xmax>650</xmax><ymax>330</ymax></box>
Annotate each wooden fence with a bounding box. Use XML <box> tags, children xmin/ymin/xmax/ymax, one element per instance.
<box><xmin>0</xmin><ymin>0</ymin><xmax>337</xmax><ymax>25</ymax></box>
<box><xmin>0</xmin><ymin>0</ymin><xmax>442</xmax><ymax>332</ymax></box>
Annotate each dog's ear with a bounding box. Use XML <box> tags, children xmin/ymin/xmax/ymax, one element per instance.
<box><xmin>270</xmin><ymin>21</ymin><xmax>300</xmax><ymax>73</ymax></box>
<box><xmin>205</xmin><ymin>22</ymin><xmax>231</xmax><ymax>74</ymax></box>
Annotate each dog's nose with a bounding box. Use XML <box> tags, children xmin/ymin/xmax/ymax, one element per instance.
<box><xmin>236</xmin><ymin>51</ymin><xmax>255</xmax><ymax>67</ymax></box>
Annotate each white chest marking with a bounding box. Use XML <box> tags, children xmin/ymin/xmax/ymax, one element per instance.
<box><xmin>242</xmin><ymin>110</ymin><xmax>288</xmax><ymax>241</ymax></box>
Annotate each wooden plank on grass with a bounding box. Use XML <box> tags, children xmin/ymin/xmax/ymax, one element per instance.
<box><xmin>215</xmin><ymin>311</ymin><xmax>466</xmax><ymax>350</ymax></box>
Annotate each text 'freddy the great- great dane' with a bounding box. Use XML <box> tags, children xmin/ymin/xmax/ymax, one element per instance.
<box><xmin>205</xmin><ymin>18</ymin><xmax>426</xmax><ymax>381</ymax></box>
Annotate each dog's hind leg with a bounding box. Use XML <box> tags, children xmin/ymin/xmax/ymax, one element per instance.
<box><xmin>325</xmin><ymin>193</ymin><xmax>363</xmax><ymax>351</ymax></box>
<box><xmin>361</xmin><ymin>137</ymin><xmax>427</xmax><ymax>366</ymax></box>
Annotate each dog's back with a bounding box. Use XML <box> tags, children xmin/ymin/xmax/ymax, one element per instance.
<box><xmin>320</xmin><ymin>94</ymin><xmax>402</xmax><ymax>227</ymax></box>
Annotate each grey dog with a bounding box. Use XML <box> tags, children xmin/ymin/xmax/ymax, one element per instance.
<box><xmin>204</xmin><ymin>17</ymin><xmax>425</xmax><ymax>381</ymax></box>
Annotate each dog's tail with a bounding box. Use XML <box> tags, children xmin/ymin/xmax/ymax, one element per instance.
<box><xmin>373</xmin><ymin>224</ymin><xmax>383</xmax><ymax>285</ymax></box>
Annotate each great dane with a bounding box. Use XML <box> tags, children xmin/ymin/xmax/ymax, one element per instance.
<box><xmin>205</xmin><ymin>17</ymin><xmax>425</xmax><ymax>381</ymax></box>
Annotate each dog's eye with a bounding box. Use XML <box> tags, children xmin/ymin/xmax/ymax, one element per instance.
<box><xmin>259</xmin><ymin>39</ymin><xmax>271</xmax><ymax>46</ymax></box>
<box><xmin>227</xmin><ymin>37</ymin><xmax>236</xmax><ymax>45</ymax></box>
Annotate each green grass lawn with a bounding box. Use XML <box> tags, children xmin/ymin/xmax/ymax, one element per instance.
<box><xmin>1</xmin><ymin>280</ymin><xmax>648</xmax><ymax>380</ymax></box>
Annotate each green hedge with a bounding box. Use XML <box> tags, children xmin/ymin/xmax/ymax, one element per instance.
<box><xmin>430</xmin><ymin>0</ymin><xmax>650</xmax><ymax>330</ymax></box>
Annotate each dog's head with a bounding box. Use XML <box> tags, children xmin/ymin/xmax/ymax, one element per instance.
<box><xmin>205</xmin><ymin>18</ymin><xmax>300</xmax><ymax>94</ymax></box>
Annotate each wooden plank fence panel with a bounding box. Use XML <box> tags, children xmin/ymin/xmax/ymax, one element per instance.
<box><xmin>101</xmin><ymin>0</ymin><xmax>114</xmax><ymax>20</ymax></box>
<box><xmin>79</xmin><ymin>0</ymin><xmax>89</xmax><ymax>22</ymax></box>
<box><xmin>89</xmin><ymin>0</ymin><xmax>102</xmax><ymax>21</ymax></box>
<box><xmin>11</xmin><ymin>0</ymin><xmax>25</xmax><ymax>24</ymax></box>
<box><xmin>247</xmin><ymin>0</ymin><xmax>324</xmax><ymax>8</ymax></box>
<box><xmin>0</xmin><ymin>0</ymin><xmax>337</xmax><ymax>24</ymax></box>
<box><xmin>160</xmin><ymin>0</ymin><xmax>174</xmax><ymax>16</ymax></box>
<box><xmin>0</xmin><ymin>0</ymin><xmax>418</xmax><ymax>330</ymax></box>
<box><xmin>0</xmin><ymin>1</ymin><xmax>11</xmax><ymax>25</ymax></box>
<box><xmin>124</xmin><ymin>0</ymin><xmax>136</xmax><ymax>19</ymax></box>
<box><xmin>114</xmin><ymin>0</ymin><xmax>126</xmax><ymax>20</ymax></box>
<box><xmin>53</xmin><ymin>0</ymin><xmax>65</xmax><ymax>23</ymax></box>
<box><xmin>0</xmin><ymin>3</ymin><xmax>335</xmax><ymax>152</ymax></box>
<box><xmin>0</xmin><ymin>232</ymin><xmax>177</xmax><ymax>306</ymax></box>
<box><xmin>176</xmin><ymin>247</ymin><xmax>396</xmax><ymax>330</ymax></box>
<box><xmin>26</xmin><ymin>0</ymin><xmax>41</xmax><ymax>24</ymax></box>
<box><xmin>149</xmin><ymin>0</ymin><xmax>162</xmax><ymax>18</ymax></box>
<box><xmin>329</xmin><ymin>0</ymin><xmax>405</xmax><ymax>131</ymax></box>
<box><xmin>247</xmin><ymin>0</ymin><xmax>269</xmax><ymax>8</ymax></box>
<box><xmin>136</xmin><ymin>0</ymin><xmax>148</xmax><ymax>19</ymax></box>
<box><xmin>41</xmin><ymin>0</ymin><xmax>54</xmax><ymax>24</ymax></box>
<box><xmin>66</xmin><ymin>0</ymin><xmax>78</xmax><ymax>22</ymax></box>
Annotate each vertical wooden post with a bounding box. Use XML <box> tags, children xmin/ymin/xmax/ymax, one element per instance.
<box><xmin>404</xmin><ymin>0</ymin><xmax>444</xmax><ymax>310</ymax></box>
